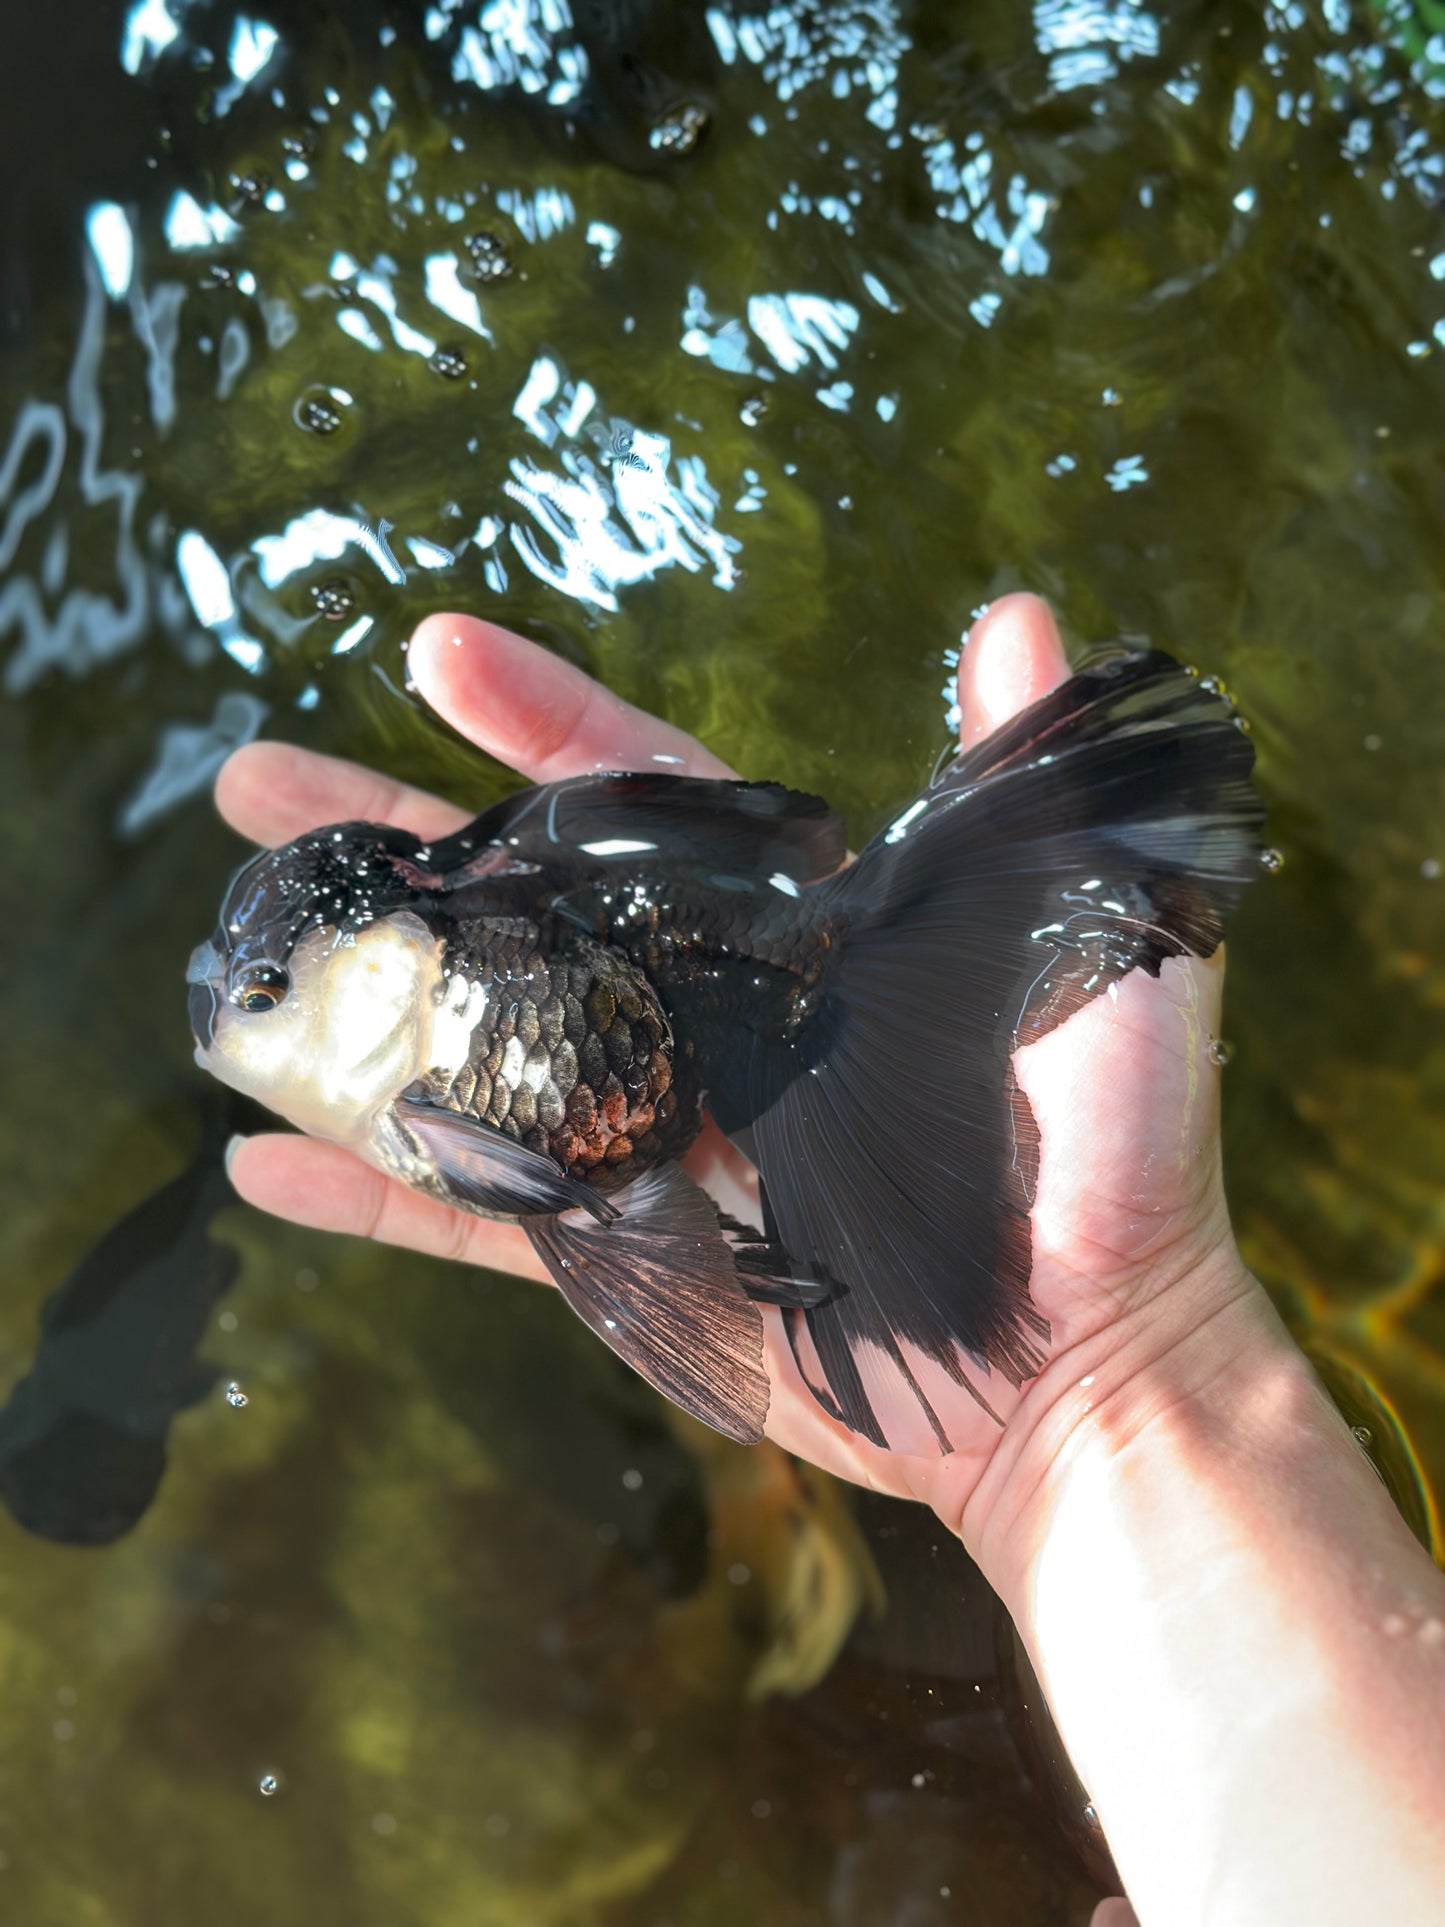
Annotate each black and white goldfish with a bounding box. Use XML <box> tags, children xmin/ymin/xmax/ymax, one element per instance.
<box><xmin>188</xmin><ymin>653</ymin><xmax>1263</xmax><ymax>1453</ymax></box>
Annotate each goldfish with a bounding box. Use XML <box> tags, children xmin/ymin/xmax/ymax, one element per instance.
<box><xmin>188</xmin><ymin>653</ymin><xmax>1262</xmax><ymax>1452</ymax></box>
<box><xmin>0</xmin><ymin>1142</ymin><xmax>237</xmax><ymax>1543</ymax></box>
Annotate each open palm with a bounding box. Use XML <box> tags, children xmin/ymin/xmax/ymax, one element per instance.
<box><xmin>217</xmin><ymin>594</ymin><xmax>1252</xmax><ymax>1550</ymax></box>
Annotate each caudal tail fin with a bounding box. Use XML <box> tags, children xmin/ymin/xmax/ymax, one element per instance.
<box><xmin>730</xmin><ymin>651</ymin><xmax>1265</xmax><ymax>1454</ymax></box>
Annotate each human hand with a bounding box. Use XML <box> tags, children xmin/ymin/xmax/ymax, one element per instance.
<box><xmin>217</xmin><ymin>593</ymin><xmax>1275</xmax><ymax>1587</ymax></box>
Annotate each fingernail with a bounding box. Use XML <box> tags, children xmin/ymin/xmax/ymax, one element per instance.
<box><xmin>224</xmin><ymin>1134</ymin><xmax>248</xmax><ymax>1180</ymax></box>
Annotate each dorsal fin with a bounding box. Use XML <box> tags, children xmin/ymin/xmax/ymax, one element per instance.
<box><xmin>426</xmin><ymin>772</ymin><xmax>847</xmax><ymax>890</ymax></box>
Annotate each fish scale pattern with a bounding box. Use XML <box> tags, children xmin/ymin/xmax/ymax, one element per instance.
<box><xmin>422</xmin><ymin>922</ymin><xmax>697</xmax><ymax>1192</ymax></box>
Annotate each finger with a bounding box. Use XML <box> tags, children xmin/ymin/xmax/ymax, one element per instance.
<box><xmin>1091</xmin><ymin>1900</ymin><xmax>1139</xmax><ymax>1927</ymax></box>
<box><xmin>957</xmin><ymin>593</ymin><xmax>1070</xmax><ymax>748</ymax></box>
<box><xmin>226</xmin><ymin>1134</ymin><xmax>549</xmax><ymax>1284</ymax></box>
<box><xmin>216</xmin><ymin>741</ymin><xmax>470</xmax><ymax>848</ymax></box>
<box><xmin>407</xmin><ymin>613</ymin><xmax>736</xmax><ymax>782</ymax></box>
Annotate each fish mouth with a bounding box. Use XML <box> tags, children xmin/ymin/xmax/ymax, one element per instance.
<box><xmin>188</xmin><ymin>978</ymin><xmax>220</xmax><ymax>1054</ymax></box>
<box><xmin>187</xmin><ymin>940</ymin><xmax>222</xmax><ymax>1052</ymax></box>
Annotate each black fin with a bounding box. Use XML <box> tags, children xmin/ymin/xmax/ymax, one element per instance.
<box><xmin>716</xmin><ymin>1212</ymin><xmax>840</xmax><ymax>1309</ymax></box>
<box><xmin>427</xmin><ymin>772</ymin><xmax>847</xmax><ymax>889</ymax></box>
<box><xmin>526</xmin><ymin>1164</ymin><xmax>769</xmax><ymax>1445</ymax></box>
<box><xmin>394</xmin><ymin>1098</ymin><xmax>615</xmax><ymax>1223</ymax></box>
<box><xmin>703</xmin><ymin>652</ymin><xmax>1264</xmax><ymax>1454</ymax></box>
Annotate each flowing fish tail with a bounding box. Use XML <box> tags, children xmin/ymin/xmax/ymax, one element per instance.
<box><xmin>706</xmin><ymin>651</ymin><xmax>1265</xmax><ymax>1454</ymax></box>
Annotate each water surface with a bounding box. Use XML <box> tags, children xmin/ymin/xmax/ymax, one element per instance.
<box><xmin>2</xmin><ymin>1</ymin><xmax>1443</xmax><ymax>1920</ymax></box>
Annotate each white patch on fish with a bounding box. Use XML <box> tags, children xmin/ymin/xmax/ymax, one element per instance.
<box><xmin>196</xmin><ymin>913</ymin><xmax>440</xmax><ymax>1147</ymax></box>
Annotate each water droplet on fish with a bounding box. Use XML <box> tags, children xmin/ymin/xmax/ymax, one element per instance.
<box><xmin>293</xmin><ymin>385</ymin><xmax>349</xmax><ymax>436</ymax></box>
<box><xmin>310</xmin><ymin>578</ymin><xmax>357</xmax><ymax>620</ymax></box>
<box><xmin>258</xmin><ymin>1773</ymin><xmax>281</xmax><ymax>1796</ymax></box>
<box><xmin>1207</xmin><ymin>1038</ymin><xmax>1233</xmax><ymax>1067</ymax></box>
<box><xmin>428</xmin><ymin>346</ymin><xmax>468</xmax><ymax>380</ymax></box>
<box><xmin>225</xmin><ymin>1381</ymin><xmax>248</xmax><ymax>1409</ymax></box>
<box><xmin>1259</xmin><ymin>847</ymin><xmax>1284</xmax><ymax>873</ymax></box>
<box><xmin>1353</xmin><ymin>1424</ymin><xmax>1373</xmax><ymax>1447</ymax></box>
<box><xmin>649</xmin><ymin>101</ymin><xmax>710</xmax><ymax>156</ymax></box>
<box><xmin>739</xmin><ymin>395</ymin><xmax>768</xmax><ymax>426</ymax></box>
<box><xmin>465</xmin><ymin>230</ymin><xmax>512</xmax><ymax>282</ymax></box>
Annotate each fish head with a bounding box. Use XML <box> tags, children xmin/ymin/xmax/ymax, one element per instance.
<box><xmin>188</xmin><ymin>825</ymin><xmax>445</xmax><ymax>1143</ymax></box>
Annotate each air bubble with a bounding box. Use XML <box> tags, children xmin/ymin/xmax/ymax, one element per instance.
<box><xmin>258</xmin><ymin>1773</ymin><xmax>281</xmax><ymax>1796</ymax></box>
<box><xmin>465</xmin><ymin>231</ymin><xmax>512</xmax><ymax>282</ymax></box>
<box><xmin>1083</xmin><ymin>1802</ymin><xmax>1101</xmax><ymax>1830</ymax></box>
<box><xmin>1259</xmin><ymin>847</ymin><xmax>1284</xmax><ymax>874</ymax></box>
<box><xmin>1207</xmin><ymin>1038</ymin><xmax>1233</xmax><ymax>1067</ymax></box>
<box><xmin>201</xmin><ymin>263</ymin><xmax>237</xmax><ymax>290</ymax></box>
<box><xmin>428</xmin><ymin>346</ymin><xmax>468</xmax><ymax>380</ymax></box>
<box><xmin>229</xmin><ymin>170</ymin><xmax>271</xmax><ymax>209</ymax></box>
<box><xmin>649</xmin><ymin>101</ymin><xmax>710</xmax><ymax>156</ymax></box>
<box><xmin>282</xmin><ymin>130</ymin><xmax>316</xmax><ymax>160</ymax></box>
<box><xmin>310</xmin><ymin>578</ymin><xmax>357</xmax><ymax>620</ymax></box>
<box><xmin>225</xmin><ymin>1382</ymin><xmax>248</xmax><ymax>1409</ymax></box>
<box><xmin>293</xmin><ymin>385</ymin><xmax>350</xmax><ymax>436</ymax></box>
<box><xmin>739</xmin><ymin>395</ymin><xmax>768</xmax><ymax>426</ymax></box>
<box><xmin>1353</xmin><ymin>1424</ymin><xmax>1373</xmax><ymax>1447</ymax></box>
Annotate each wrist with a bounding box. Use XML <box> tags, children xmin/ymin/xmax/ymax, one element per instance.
<box><xmin>958</xmin><ymin>1246</ymin><xmax>1445</xmax><ymax>1927</ymax></box>
<box><xmin>961</xmin><ymin>1239</ymin><xmax>1287</xmax><ymax>1601</ymax></box>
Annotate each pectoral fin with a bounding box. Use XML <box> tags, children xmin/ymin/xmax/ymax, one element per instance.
<box><xmin>526</xmin><ymin>1164</ymin><xmax>770</xmax><ymax>1445</ymax></box>
<box><xmin>394</xmin><ymin>1098</ymin><xmax>615</xmax><ymax>1224</ymax></box>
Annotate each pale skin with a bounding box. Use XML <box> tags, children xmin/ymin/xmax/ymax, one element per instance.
<box><xmin>219</xmin><ymin>594</ymin><xmax>1445</xmax><ymax>1925</ymax></box>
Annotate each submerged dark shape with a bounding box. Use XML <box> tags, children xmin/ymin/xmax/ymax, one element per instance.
<box><xmin>0</xmin><ymin>1149</ymin><xmax>238</xmax><ymax>1544</ymax></box>
<box><xmin>189</xmin><ymin>653</ymin><xmax>1264</xmax><ymax>1452</ymax></box>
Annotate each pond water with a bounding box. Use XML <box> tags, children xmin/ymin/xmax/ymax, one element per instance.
<box><xmin>1</xmin><ymin>0</ymin><xmax>1443</xmax><ymax>1920</ymax></box>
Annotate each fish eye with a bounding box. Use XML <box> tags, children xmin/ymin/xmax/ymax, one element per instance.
<box><xmin>232</xmin><ymin>964</ymin><xmax>290</xmax><ymax>1013</ymax></box>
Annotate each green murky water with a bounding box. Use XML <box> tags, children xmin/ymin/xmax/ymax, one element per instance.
<box><xmin>2</xmin><ymin>0</ymin><xmax>1443</xmax><ymax>1919</ymax></box>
